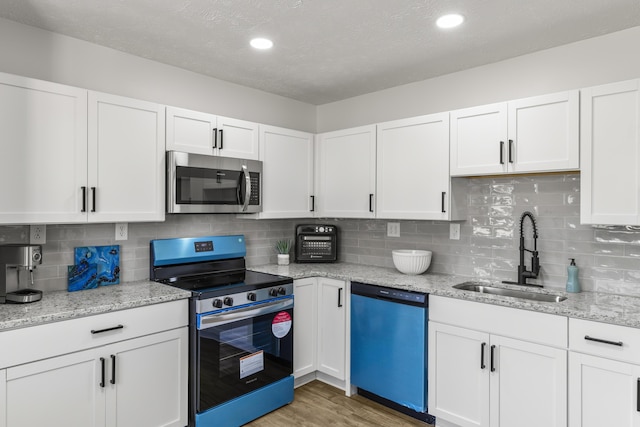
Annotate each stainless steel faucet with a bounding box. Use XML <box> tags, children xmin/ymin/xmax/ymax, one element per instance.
<box><xmin>504</xmin><ymin>211</ymin><xmax>542</xmax><ymax>287</ymax></box>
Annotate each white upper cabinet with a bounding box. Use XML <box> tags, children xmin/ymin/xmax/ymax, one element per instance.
<box><xmin>166</xmin><ymin>106</ymin><xmax>259</xmax><ymax>160</ymax></box>
<box><xmin>450</xmin><ymin>91</ymin><xmax>579</xmax><ymax>176</ymax></box>
<box><xmin>88</xmin><ymin>91</ymin><xmax>165</xmax><ymax>223</ymax></box>
<box><xmin>377</xmin><ymin>113</ymin><xmax>464</xmax><ymax>220</ymax></box>
<box><xmin>450</xmin><ymin>102</ymin><xmax>508</xmax><ymax>176</ymax></box>
<box><xmin>0</xmin><ymin>72</ymin><xmax>88</xmax><ymax>224</ymax></box>
<box><xmin>580</xmin><ymin>79</ymin><xmax>640</xmax><ymax>225</ymax></box>
<box><xmin>258</xmin><ymin>125</ymin><xmax>314</xmax><ymax>219</ymax></box>
<box><xmin>315</xmin><ymin>125</ymin><xmax>376</xmax><ymax>218</ymax></box>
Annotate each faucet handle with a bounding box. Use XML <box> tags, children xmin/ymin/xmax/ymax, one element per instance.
<box><xmin>531</xmin><ymin>252</ymin><xmax>540</xmax><ymax>276</ymax></box>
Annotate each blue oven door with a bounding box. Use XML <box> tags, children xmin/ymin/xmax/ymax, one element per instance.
<box><xmin>196</xmin><ymin>296</ymin><xmax>294</xmax><ymax>413</ymax></box>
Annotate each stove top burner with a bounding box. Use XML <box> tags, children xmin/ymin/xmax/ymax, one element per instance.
<box><xmin>164</xmin><ymin>270</ymin><xmax>292</xmax><ymax>298</ymax></box>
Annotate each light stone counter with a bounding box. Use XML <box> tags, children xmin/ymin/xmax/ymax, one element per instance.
<box><xmin>0</xmin><ymin>280</ymin><xmax>190</xmax><ymax>331</ymax></box>
<box><xmin>250</xmin><ymin>262</ymin><xmax>640</xmax><ymax>330</ymax></box>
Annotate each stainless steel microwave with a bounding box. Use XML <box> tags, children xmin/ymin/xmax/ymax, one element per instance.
<box><xmin>167</xmin><ymin>151</ymin><xmax>262</xmax><ymax>214</ymax></box>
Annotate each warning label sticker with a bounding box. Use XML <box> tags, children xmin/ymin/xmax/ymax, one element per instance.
<box><xmin>272</xmin><ymin>311</ymin><xmax>292</xmax><ymax>338</ymax></box>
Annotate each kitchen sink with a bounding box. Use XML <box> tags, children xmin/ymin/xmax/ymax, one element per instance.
<box><xmin>453</xmin><ymin>282</ymin><xmax>567</xmax><ymax>303</ymax></box>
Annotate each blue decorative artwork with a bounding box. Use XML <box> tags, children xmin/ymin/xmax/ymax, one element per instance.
<box><xmin>68</xmin><ymin>245</ymin><xmax>120</xmax><ymax>292</ymax></box>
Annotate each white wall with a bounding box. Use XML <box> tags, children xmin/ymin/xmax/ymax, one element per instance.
<box><xmin>317</xmin><ymin>26</ymin><xmax>640</xmax><ymax>132</ymax></box>
<box><xmin>0</xmin><ymin>18</ymin><xmax>316</xmax><ymax>132</ymax></box>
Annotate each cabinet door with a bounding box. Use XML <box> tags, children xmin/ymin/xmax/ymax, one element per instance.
<box><xmin>377</xmin><ymin>113</ymin><xmax>450</xmax><ymax>220</ymax></box>
<box><xmin>569</xmin><ymin>352</ymin><xmax>640</xmax><ymax>427</ymax></box>
<box><xmin>293</xmin><ymin>278</ymin><xmax>318</xmax><ymax>378</ymax></box>
<box><xmin>6</xmin><ymin>349</ymin><xmax>104</xmax><ymax>427</ymax></box>
<box><xmin>428</xmin><ymin>322</ymin><xmax>490</xmax><ymax>427</ymax></box>
<box><xmin>0</xmin><ymin>72</ymin><xmax>88</xmax><ymax>224</ymax></box>
<box><xmin>491</xmin><ymin>335</ymin><xmax>567</xmax><ymax>427</ymax></box>
<box><xmin>580</xmin><ymin>79</ymin><xmax>640</xmax><ymax>225</ymax></box>
<box><xmin>316</xmin><ymin>278</ymin><xmax>346</xmax><ymax>380</ymax></box>
<box><xmin>450</xmin><ymin>103</ymin><xmax>508</xmax><ymax>176</ymax></box>
<box><xmin>88</xmin><ymin>91</ymin><xmax>165</xmax><ymax>222</ymax></box>
<box><xmin>315</xmin><ymin>125</ymin><xmax>376</xmax><ymax>218</ymax></box>
<box><xmin>508</xmin><ymin>91</ymin><xmax>579</xmax><ymax>173</ymax></box>
<box><xmin>217</xmin><ymin>116</ymin><xmax>260</xmax><ymax>160</ymax></box>
<box><xmin>259</xmin><ymin>125</ymin><xmax>314</xmax><ymax>219</ymax></box>
<box><xmin>0</xmin><ymin>369</ymin><xmax>5</xmax><ymax>427</ymax></box>
<box><xmin>105</xmin><ymin>328</ymin><xmax>188</xmax><ymax>427</ymax></box>
<box><xmin>166</xmin><ymin>106</ymin><xmax>216</xmax><ymax>155</ymax></box>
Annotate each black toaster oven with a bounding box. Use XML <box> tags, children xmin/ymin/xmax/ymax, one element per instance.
<box><xmin>295</xmin><ymin>224</ymin><xmax>338</xmax><ymax>263</ymax></box>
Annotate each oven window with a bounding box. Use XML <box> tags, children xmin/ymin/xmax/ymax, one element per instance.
<box><xmin>176</xmin><ymin>166</ymin><xmax>241</xmax><ymax>205</ymax></box>
<box><xmin>197</xmin><ymin>308</ymin><xmax>293</xmax><ymax>411</ymax></box>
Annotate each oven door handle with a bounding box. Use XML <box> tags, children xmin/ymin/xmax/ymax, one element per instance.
<box><xmin>199</xmin><ymin>297</ymin><xmax>293</xmax><ymax>329</ymax></box>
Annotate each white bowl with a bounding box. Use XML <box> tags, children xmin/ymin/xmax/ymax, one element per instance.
<box><xmin>392</xmin><ymin>250</ymin><xmax>432</xmax><ymax>275</ymax></box>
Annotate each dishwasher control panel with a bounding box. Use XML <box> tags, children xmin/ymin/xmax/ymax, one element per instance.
<box><xmin>351</xmin><ymin>281</ymin><xmax>428</xmax><ymax>307</ymax></box>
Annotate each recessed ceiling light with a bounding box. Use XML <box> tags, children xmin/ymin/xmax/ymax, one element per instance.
<box><xmin>436</xmin><ymin>14</ymin><xmax>464</xmax><ymax>29</ymax></box>
<box><xmin>250</xmin><ymin>38</ymin><xmax>273</xmax><ymax>50</ymax></box>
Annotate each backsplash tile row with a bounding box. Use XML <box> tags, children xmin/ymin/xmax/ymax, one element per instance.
<box><xmin>1</xmin><ymin>173</ymin><xmax>640</xmax><ymax>296</ymax></box>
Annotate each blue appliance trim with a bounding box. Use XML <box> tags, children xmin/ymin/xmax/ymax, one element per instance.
<box><xmin>195</xmin><ymin>375</ymin><xmax>294</xmax><ymax>427</ymax></box>
<box><xmin>351</xmin><ymin>292</ymin><xmax>428</xmax><ymax>413</ymax></box>
<box><xmin>150</xmin><ymin>235</ymin><xmax>246</xmax><ymax>266</ymax></box>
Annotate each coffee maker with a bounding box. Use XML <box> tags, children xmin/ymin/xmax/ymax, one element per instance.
<box><xmin>0</xmin><ymin>244</ymin><xmax>43</xmax><ymax>303</ymax></box>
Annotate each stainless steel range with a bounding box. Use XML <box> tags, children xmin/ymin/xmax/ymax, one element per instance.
<box><xmin>150</xmin><ymin>235</ymin><xmax>294</xmax><ymax>427</ymax></box>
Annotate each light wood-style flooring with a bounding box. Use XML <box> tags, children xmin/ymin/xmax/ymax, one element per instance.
<box><xmin>245</xmin><ymin>381</ymin><xmax>434</xmax><ymax>427</ymax></box>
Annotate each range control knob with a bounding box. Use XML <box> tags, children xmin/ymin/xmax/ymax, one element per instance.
<box><xmin>212</xmin><ymin>299</ymin><xmax>223</xmax><ymax>309</ymax></box>
<box><xmin>247</xmin><ymin>292</ymin><xmax>257</xmax><ymax>301</ymax></box>
<box><xmin>269</xmin><ymin>288</ymin><xmax>278</xmax><ymax>297</ymax></box>
<box><xmin>223</xmin><ymin>297</ymin><xmax>234</xmax><ymax>307</ymax></box>
<box><xmin>277</xmin><ymin>287</ymin><xmax>286</xmax><ymax>296</ymax></box>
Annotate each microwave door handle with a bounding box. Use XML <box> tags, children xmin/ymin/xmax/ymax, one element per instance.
<box><xmin>241</xmin><ymin>164</ymin><xmax>251</xmax><ymax>212</ymax></box>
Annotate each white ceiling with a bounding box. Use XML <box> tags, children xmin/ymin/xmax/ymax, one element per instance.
<box><xmin>1</xmin><ymin>0</ymin><xmax>639</xmax><ymax>105</ymax></box>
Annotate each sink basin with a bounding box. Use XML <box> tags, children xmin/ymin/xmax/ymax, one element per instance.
<box><xmin>453</xmin><ymin>282</ymin><xmax>567</xmax><ymax>303</ymax></box>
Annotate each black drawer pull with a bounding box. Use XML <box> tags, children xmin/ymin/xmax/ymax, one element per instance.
<box><xmin>91</xmin><ymin>324</ymin><xmax>124</xmax><ymax>335</ymax></box>
<box><xmin>508</xmin><ymin>139</ymin><xmax>514</xmax><ymax>163</ymax></box>
<box><xmin>338</xmin><ymin>288</ymin><xmax>343</xmax><ymax>307</ymax></box>
<box><xmin>480</xmin><ymin>342</ymin><xmax>486</xmax><ymax>370</ymax></box>
<box><xmin>584</xmin><ymin>335</ymin><xmax>623</xmax><ymax>347</ymax></box>
<box><xmin>499</xmin><ymin>141</ymin><xmax>504</xmax><ymax>164</ymax></box>
<box><xmin>369</xmin><ymin>194</ymin><xmax>374</xmax><ymax>213</ymax></box>
<box><xmin>637</xmin><ymin>378</ymin><xmax>640</xmax><ymax>412</ymax></box>
<box><xmin>81</xmin><ymin>186</ymin><xmax>87</xmax><ymax>212</ymax></box>
<box><xmin>441</xmin><ymin>191</ymin><xmax>446</xmax><ymax>213</ymax></box>
<box><xmin>212</xmin><ymin>127</ymin><xmax>218</xmax><ymax>148</ymax></box>
<box><xmin>310</xmin><ymin>195</ymin><xmax>315</xmax><ymax>212</ymax></box>
<box><xmin>91</xmin><ymin>187</ymin><xmax>96</xmax><ymax>212</ymax></box>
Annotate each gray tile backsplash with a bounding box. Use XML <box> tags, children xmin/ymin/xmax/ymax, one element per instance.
<box><xmin>2</xmin><ymin>173</ymin><xmax>640</xmax><ymax>296</ymax></box>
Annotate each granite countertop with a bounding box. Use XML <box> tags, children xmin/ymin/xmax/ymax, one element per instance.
<box><xmin>0</xmin><ymin>280</ymin><xmax>190</xmax><ymax>331</ymax></box>
<box><xmin>250</xmin><ymin>262</ymin><xmax>640</xmax><ymax>330</ymax></box>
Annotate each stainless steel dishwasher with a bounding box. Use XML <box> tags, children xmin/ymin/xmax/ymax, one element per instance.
<box><xmin>350</xmin><ymin>281</ymin><xmax>434</xmax><ymax>424</ymax></box>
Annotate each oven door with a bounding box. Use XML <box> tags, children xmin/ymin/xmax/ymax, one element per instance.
<box><xmin>196</xmin><ymin>296</ymin><xmax>293</xmax><ymax>412</ymax></box>
<box><xmin>167</xmin><ymin>150</ymin><xmax>262</xmax><ymax>214</ymax></box>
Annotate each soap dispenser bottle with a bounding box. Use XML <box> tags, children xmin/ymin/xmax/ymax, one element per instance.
<box><xmin>566</xmin><ymin>258</ymin><xmax>580</xmax><ymax>293</ymax></box>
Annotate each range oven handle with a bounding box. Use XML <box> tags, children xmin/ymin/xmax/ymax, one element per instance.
<box><xmin>199</xmin><ymin>297</ymin><xmax>293</xmax><ymax>330</ymax></box>
<box><xmin>239</xmin><ymin>164</ymin><xmax>251</xmax><ymax>212</ymax></box>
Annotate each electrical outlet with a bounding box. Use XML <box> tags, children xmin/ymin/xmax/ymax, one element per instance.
<box><xmin>115</xmin><ymin>223</ymin><xmax>128</xmax><ymax>241</ymax></box>
<box><xmin>450</xmin><ymin>223</ymin><xmax>461</xmax><ymax>240</ymax></box>
<box><xmin>30</xmin><ymin>225</ymin><xmax>46</xmax><ymax>244</ymax></box>
<box><xmin>387</xmin><ymin>222</ymin><xmax>400</xmax><ymax>237</ymax></box>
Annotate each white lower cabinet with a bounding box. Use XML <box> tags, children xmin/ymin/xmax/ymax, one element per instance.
<box><xmin>429</xmin><ymin>296</ymin><xmax>567</xmax><ymax>427</ymax></box>
<box><xmin>293</xmin><ymin>277</ymin><xmax>348</xmax><ymax>390</ymax></box>
<box><xmin>569</xmin><ymin>318</ymin><xmax>640</xmax><ymax>427</ymax></box>
<box><xmin>0</xmin><ymin>301</ymin><xmax>188</xmax><ymax>427</ymax></box>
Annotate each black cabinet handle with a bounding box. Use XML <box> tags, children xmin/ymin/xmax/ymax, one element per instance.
<box><xmin>219</xmin><ymin>129</ymin><xmax>224</xmax><ymax>149</ymax></box>
<box><xmin>637</xmin><ymin>378</ymin><xmax>640</xmax><ymax>412</ymax></box>
<box><xmin>490</xmin><ymin>345</ymin><xmax>496</xmax><ymax>372</ymax></box>
<box><xmin>584</xmin><ymin>335</ymin><xmax>623</xmax><ymax>347</ymax></box>
<box><xmin>499</xmin><ymin>141</ymin><xmax>505</xmax><ymax>164</ymax></box>
<box><xmin>338</xmin><ymin>288</ymin><xmax>343</xmax><ymax>307</ymax></box>
<box><xmin>369</xmin><ymin>194</ymin><xmax>374</xmax><ymax>213</ymax></box>
<box><xmin>81</xmin><ymin>186</ymin><xmax>87</xmax><ymax>212</ymax></box>
<box><xmin>212</xmin><ymin>127</ymin><xmax>218</xmax><ymax>149</ymax></box>
<box><xmin>91</xmin><ymin>187</ymin><xmax>96</xmax><ymax>212</ymax></box>
<box><xmin>441</xmin><ymin>192</ymin><xmax>446</xmax><ymax>213</ymax></box>
<box><xmin>508</xmin><ymin>139</ymin><xmax>514</xmax><ymax>163</ymax></box>
<box><xmin>110</xmin><ymin>355</ymin><xmax>116</xmax><ymax>385</ymax></box>
<box><xmin>91</xmin><ymin>324</ymin><xmax>124</xmax><ymax>335</ymax></box>
<box><xmin>481</xmin><ymin>342</ymin><xmax>486</xmax><ymax>369</ymax></box>
<box><xmin>310</xmin><ymin>195</ymin><xmax>315</xmax><ymax>212</ymax></box>
<box><xmin>99</xmin><ymin>357</ymin><xmax>105</xmax><ymax>387</ymax></box>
